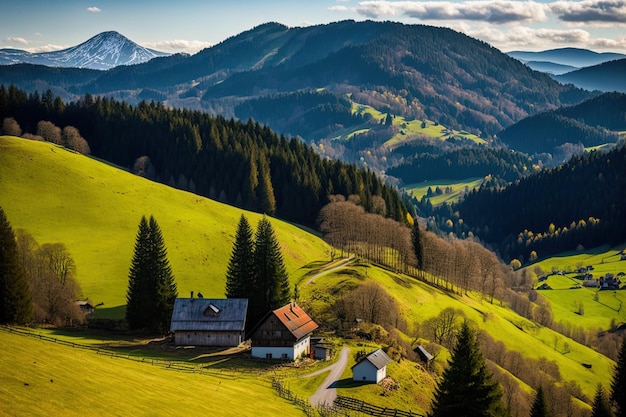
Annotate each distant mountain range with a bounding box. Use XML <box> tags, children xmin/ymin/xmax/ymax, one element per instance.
<box><xmin>0</xmin><ymin>21</ymin><xmax>587</xmax><ymax>140</ymax></box>
<box><xmin>556</xmin><ymin>59</ymin><xmax>626</xmax><ymax>93</ymax></box>
<box><xmin>507</xmin><ymin>48</ymin><xmax>626</xmax><ymax>74</ymax></box>
<box><xmin>0</xmin><ymin>31</ymin><xmax>168</xmax><ymax>70</ymax></box>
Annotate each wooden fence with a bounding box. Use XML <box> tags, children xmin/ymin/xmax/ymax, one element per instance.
<box><xmin>334</xmin><ymin>396</ymin><xmax>424</xmax><ymax>417</ymax></box>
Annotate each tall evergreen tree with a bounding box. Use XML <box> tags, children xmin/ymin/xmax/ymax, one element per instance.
<box><xmin>125</xmin><ymin>215</ymin><xmax>177</xmax><ymax>333</ymax></box>
<box><xmin>611</xmin><ymin>337</ymin><xmax>626</xmax><ymax>417</ymax></box>
<box><xmin>591</xmin><ymin>384</ymin><xmax>613</xmax><ymax>417</ymax></box>
<box><xmin>529</xmin><ymin>386</ymin><xmax>551</xmax><ymax>417</ymax></box>
<box><xmin>251</xmin><ymin>216</ymin><xmax>290</xmax><ymax>325</ymax></box>
<box><xmin>411</xmin><ymin>220</ymin><xmax>423</xmax><ymax>270</ymax></box>
<box><xmin>428</xmin><ymin>321</ymin><xmax>508</xmax><ymax>417</ymax></box>
<box><xmin>225</xmin><ymin>214</ymin><xmax>255</xmax><ymax>299</ymax></box>
<box><xmin>0</xmin><ymin>206</ymin><xmax>32</xmax><ymax>324</ymax></box>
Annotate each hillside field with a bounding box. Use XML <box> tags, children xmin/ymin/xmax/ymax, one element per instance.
<box><xmin>0</xmin><ymin>136</ymin><xmax>331</xmax><ymax>318</ymax></box>
<box><xmin>0</xmin><ymin>328</ymin><xmax>303</xmax><ymax>417</ymax></box>
<box><xmin>523</xmin><ymin>245</ymin><xmax>626</xmax><ymax>330</ymax></box>
<box><xmin>405</xmin><ymin>177</ymin><xmax>484</xmax><ymax>206</ymax></box>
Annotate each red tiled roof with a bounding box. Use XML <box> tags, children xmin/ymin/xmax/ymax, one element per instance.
<box><xmin>273</xmin><ymin>303</ymin><xmax>318</xmax><ymax>340</ymax></box>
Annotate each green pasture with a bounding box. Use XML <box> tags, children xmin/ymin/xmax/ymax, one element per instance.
<box><xmin>0</xmin><ymin>329</ymin><xmax>302</xmax><ymax>417</ymax></box>
<box><xmin>0</xmin><ymin>136</ymin><xmax>331</xmax><ymax>318</ymax></box>
<box><xmin>405</xmin><ymin>178</ymin><xmax>484</xmax><ymax>206</ymax></box>
<box><xmin>299</xmin><ymin>264</ymin><xmax>613</xmax><ymax>401</ymax></box>
<box><xmin>523</xmin><ymin>245</ymin><xmax>626</xmax><ymax>330</ymax></box>
<box><xmin>350</xmin><ymin>102</ymin><xmax>486</xmax><ymax>148</ymax></box>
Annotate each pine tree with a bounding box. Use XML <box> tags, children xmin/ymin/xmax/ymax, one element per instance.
<box><xmin>428</xmin><ymin>321</ymin><xmax>508</xmax><ymax>417</ymax></box>
<box><xmin>251</xmin><ymin>216</ymin><xmax>290</xmax><ymax>324</ymax></box>
<box><xmin>591</xmin><ymin>384</ymin><xmax>612</xmax><ymax>417</ymax></box>
<box><xmin>611</xmin><ymin>337</ymin><xmax>626</xmax><ymax>417</ymax></box>
<box><xmin>529</xmin><ymin>386</ymin><xmax>551</xmax><ymax>417</ymax></box>
<box><xmin>0</xmin><ymin>207</ymin><xmax>32</xmax><ymax>324</ymax></box>
<box><xmin>225</xmin><ymin>214</ymin><xmax>255</xmax><ymax>299</ymax></box>
<box><xmin>125</xmin><ymin>215</ymin><xmax>177</xmax><ymax>333</ymax></box>
<box><xmin>411</xmin><ymin>220</ymin><xmax>423</xmax><ymax>270</ymax></box>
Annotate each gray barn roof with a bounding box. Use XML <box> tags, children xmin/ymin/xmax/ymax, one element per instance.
<box><xmin>170</xmin><ymin>298</ymin><xmax>248</xmax><ymax>333</ymax></box>
<box><xmin>352</xmin><ymin>348</ymin><xmax>393</xmax><ymax>370</ymax></box>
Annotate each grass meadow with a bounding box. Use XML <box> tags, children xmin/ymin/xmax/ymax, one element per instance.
<box><xmin>405</xmin><ymin>178</ymin><xmax>485</xmax><ymax>206</ymax></box>
<box><xmin>523</xmin><ymin>245</ymin><xmax>626</xmax><ymax>330</ymax></box>
<box><xmin>0</xmin><ymin>136</ymin><xmax>331</xmax><ymax>318</ymax></box>
<box><xmin>0</xmin><ymin>328</ymin><xmax>303</xmax><ymax>417</ymax></box>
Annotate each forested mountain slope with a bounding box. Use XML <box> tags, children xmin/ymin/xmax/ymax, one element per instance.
<box><xmin>0</xmin><ymin>20</ymin><xmax>588</xmax><ymax>139</ymax></box>
<box><xmin>0</xmin><ymin>85</ymin><xmax>407</xmax><ymax>227</ymax></box>
<box><xmin>451</xmin><ymin>144</ymin><xmax>626</xmax><ymax>262</ymax></box>
<box><xmin>497</xmin><ymin>92</ymin><xmax>626</xmax><ymax>154</ymax></box>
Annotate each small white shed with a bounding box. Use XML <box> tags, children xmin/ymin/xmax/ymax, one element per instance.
<box><xmin>351</xmin><ymin>349</ymin><xmax>392</xmax><ymax>383</ymax></box>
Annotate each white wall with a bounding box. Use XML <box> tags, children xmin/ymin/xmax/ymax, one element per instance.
<box><xmin>352</xmin><ymin>361</ymin><xmax>387</xmax><ymax>383</ymax></box>
<box><xmin>251</xmin><ymin>336</ymin><xmax>311</xmax><ymax>360</ymax></box>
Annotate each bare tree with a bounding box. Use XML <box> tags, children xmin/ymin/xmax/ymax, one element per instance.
<box><xmin>62</xmin><ymin>126</ymin><xmax>90</xmax><ymax>154</ymax></box>
<box><xmin>423</xmin><ymin>307</ymin><xmax>463</xmax><ymax>349</ymax></box>
<box><xmin>37</xmin><ymin>120</ymin><xmax>62</xmax><ymax>145</ymax></box>
<box><xmin>1</xmin><ymin>117</ymin><xmax>22</xmax><ymax>136</ymax></box>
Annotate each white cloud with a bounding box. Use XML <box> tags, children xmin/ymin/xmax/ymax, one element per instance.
<box><xmin>87</xmin><ymin>6</ymin><xmax>102</xmax><ymax>13</ymax></box>
<box><xmin>141</xmin><ymin>40</ymin><xmax>214</xmax><ymax>54</ymax></box>
<box><xmin>30</xmin><ymin>44</ymin><xmax>67</xmax><ymax>53</ymax></box>
<box><xmin>355</xmin><ymin>0</ymin><xmax>548</xmax><ymax>24</ymax></box>
<box><xmin>329</xmin><ymin>5</ymin><xmax>349</xmax><ymax>11</ymax></box>
<box><xmin>454</xmin><ymin>22</ymin><xmax>626</xmax><ymax>52</ymax></box>
<box><xmin>550</xmin><ymin>0</ymin><xmax>626</xmax><ymax>24</ymax></box>
<box><xmin>4</xmin><ymin>37</ymin><xmax>31</xmax><ymax>46</ymax></box>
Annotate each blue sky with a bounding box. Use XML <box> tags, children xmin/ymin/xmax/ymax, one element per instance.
<box><xmin>1</xmin><ymin>0</ymin><xmax>625</xmax><ymax>54</ymax></box>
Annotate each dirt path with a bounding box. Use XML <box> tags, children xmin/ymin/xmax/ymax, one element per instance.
<box><xmin>304</xmin><ymin>346</ymin><xmax>350</xmax><ymax>406</ymax></box>
<box><xmin>305</xmin><ymin>256</ymin><xmax>355</xmax><ymax>285</ymax></box>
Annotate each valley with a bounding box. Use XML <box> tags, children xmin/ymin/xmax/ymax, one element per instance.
<box><xmin>1</xmin><ymin>18</ymin><xmax>625</xmax><ymax>417</ymax></box>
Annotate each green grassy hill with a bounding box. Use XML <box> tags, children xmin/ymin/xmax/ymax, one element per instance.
<box><xmin>0</xmin><ymin>328</ymin><xmax>303</xmax><ymax>417</ymax></box>
<box><xmin>0</xmin><ymin>136</ymin><xmax>331</xmax><ymax>318</ymax></box>
<box><xmin>523</xmin><ymin>245</ymin><xmax>626</xmax><ymax>330</ymax></box>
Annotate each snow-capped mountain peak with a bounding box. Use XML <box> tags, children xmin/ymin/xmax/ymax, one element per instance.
<box><xmin>0</xmin><ymin>31</ymin><xmax>168</xmax><ymax>70</ymax></box>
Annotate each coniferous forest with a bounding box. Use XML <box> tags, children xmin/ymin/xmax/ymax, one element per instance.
<box><xmin>0</xmin><ymin>85</ymin><xmax>408</xmax><ymax>226</ymax></box>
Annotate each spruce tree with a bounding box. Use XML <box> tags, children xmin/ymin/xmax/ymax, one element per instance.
<box><xmin>428</xmin><ymin>321</ymin><xmax>508</xmax><ymax>417</ymax></box>
<box><xmin>529</xmin><ymin>386</ymin><xmax>551</xmax><ymax>417</ymax></box>
<box><xmin>411</xmin><ymin>220</ymin><xmax>423</xmax><ymax>270</ymax></box>
<box><xmin>126</xmin><ymin>215</ymin><xmax>177</xmax><ymax>333</ymax></box>
<box><xmin>0</xmin><ymin>207</ymin><xmax>32</xmax><ymax>324</ymax></box>
<box><xmin>611</xmin><ymin>337</ymin><xmax>626</xmax><ymax>417</ymax></box>
<box><xmin>591</xmin><ymin>384</ymin><xmax>612</xmax><ymax>417</ymax></box>
<box><xmin>225</xmin><ymin>214</ymin><xmax>255</xmax><ymax>299</ymax></box>
<box><xmin>251</xmin><ymin>216</ymin><xmax>290</xmax><ymax>325</ymax></box>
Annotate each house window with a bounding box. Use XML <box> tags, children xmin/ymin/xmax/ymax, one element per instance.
<box><xmin>281</xmin><ymin>353</ymin><xmax>288</xmax><ymax>359</ymax></box>
<box><xmin>266</xmin><ymin>353</ymin><xmax>273</xmax><ymax>359</ymax></box>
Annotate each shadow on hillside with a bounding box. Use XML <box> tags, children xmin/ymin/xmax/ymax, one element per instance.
<box><xmin>330</xmin><ymin>378</ymin><xmax>367</xmax><ymax>389</ymax></box>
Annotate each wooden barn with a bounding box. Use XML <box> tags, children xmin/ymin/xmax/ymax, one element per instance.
<box><xmin>250</xmin><ymin>302</ymin><xmax>318</xmax><ymax>360</ymax></box>
<box><xmin>170</xmin><ymin>297</ymin><xmax>248</xmax><ymax>347</ymax></box>
<box><xmin>351</xmin><ymin>349</ymin><xmax>392</xmax><ymax>383</ymax></box>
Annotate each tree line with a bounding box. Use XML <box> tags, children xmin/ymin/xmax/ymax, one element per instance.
<box><xmin>0</xmin><ymin>84</ymin><xmax>408</xmax><ymax>227</ymax></box>
<box><xmin>425</xmin><ymin>143</ymin><xmax>626</xmax><ymax>263</ymax></box>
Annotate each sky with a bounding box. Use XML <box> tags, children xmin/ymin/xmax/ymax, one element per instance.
<box><xmin>1</xmin><ymin>0</ymin><xmax>625</xmax><ymax>55</ymax></box>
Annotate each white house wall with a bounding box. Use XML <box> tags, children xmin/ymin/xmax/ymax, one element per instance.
<box><xmin>352</xmin><ymin>361</ymin><xmax>387</xmax><ymax>383</ymax></box>
<box><xmin>252</xmin><ymin>336</ymin><xmax>311</xmax><ymax>360</ymax></box>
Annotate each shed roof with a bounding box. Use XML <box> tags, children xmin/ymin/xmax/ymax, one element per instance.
<box><xmin>352</xmin><ymin>349</ymin><xmax>393</xmax><ymax>370</ymax></box>
<box><xmin>414</xmin><ymin>345</ymin><xmax>434</xmax><ymax>362</ymax></box>
<box><xmin>170</xmin><ymin>298</ymin><xmax>247</xmax><ymax>332</ymax></box>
